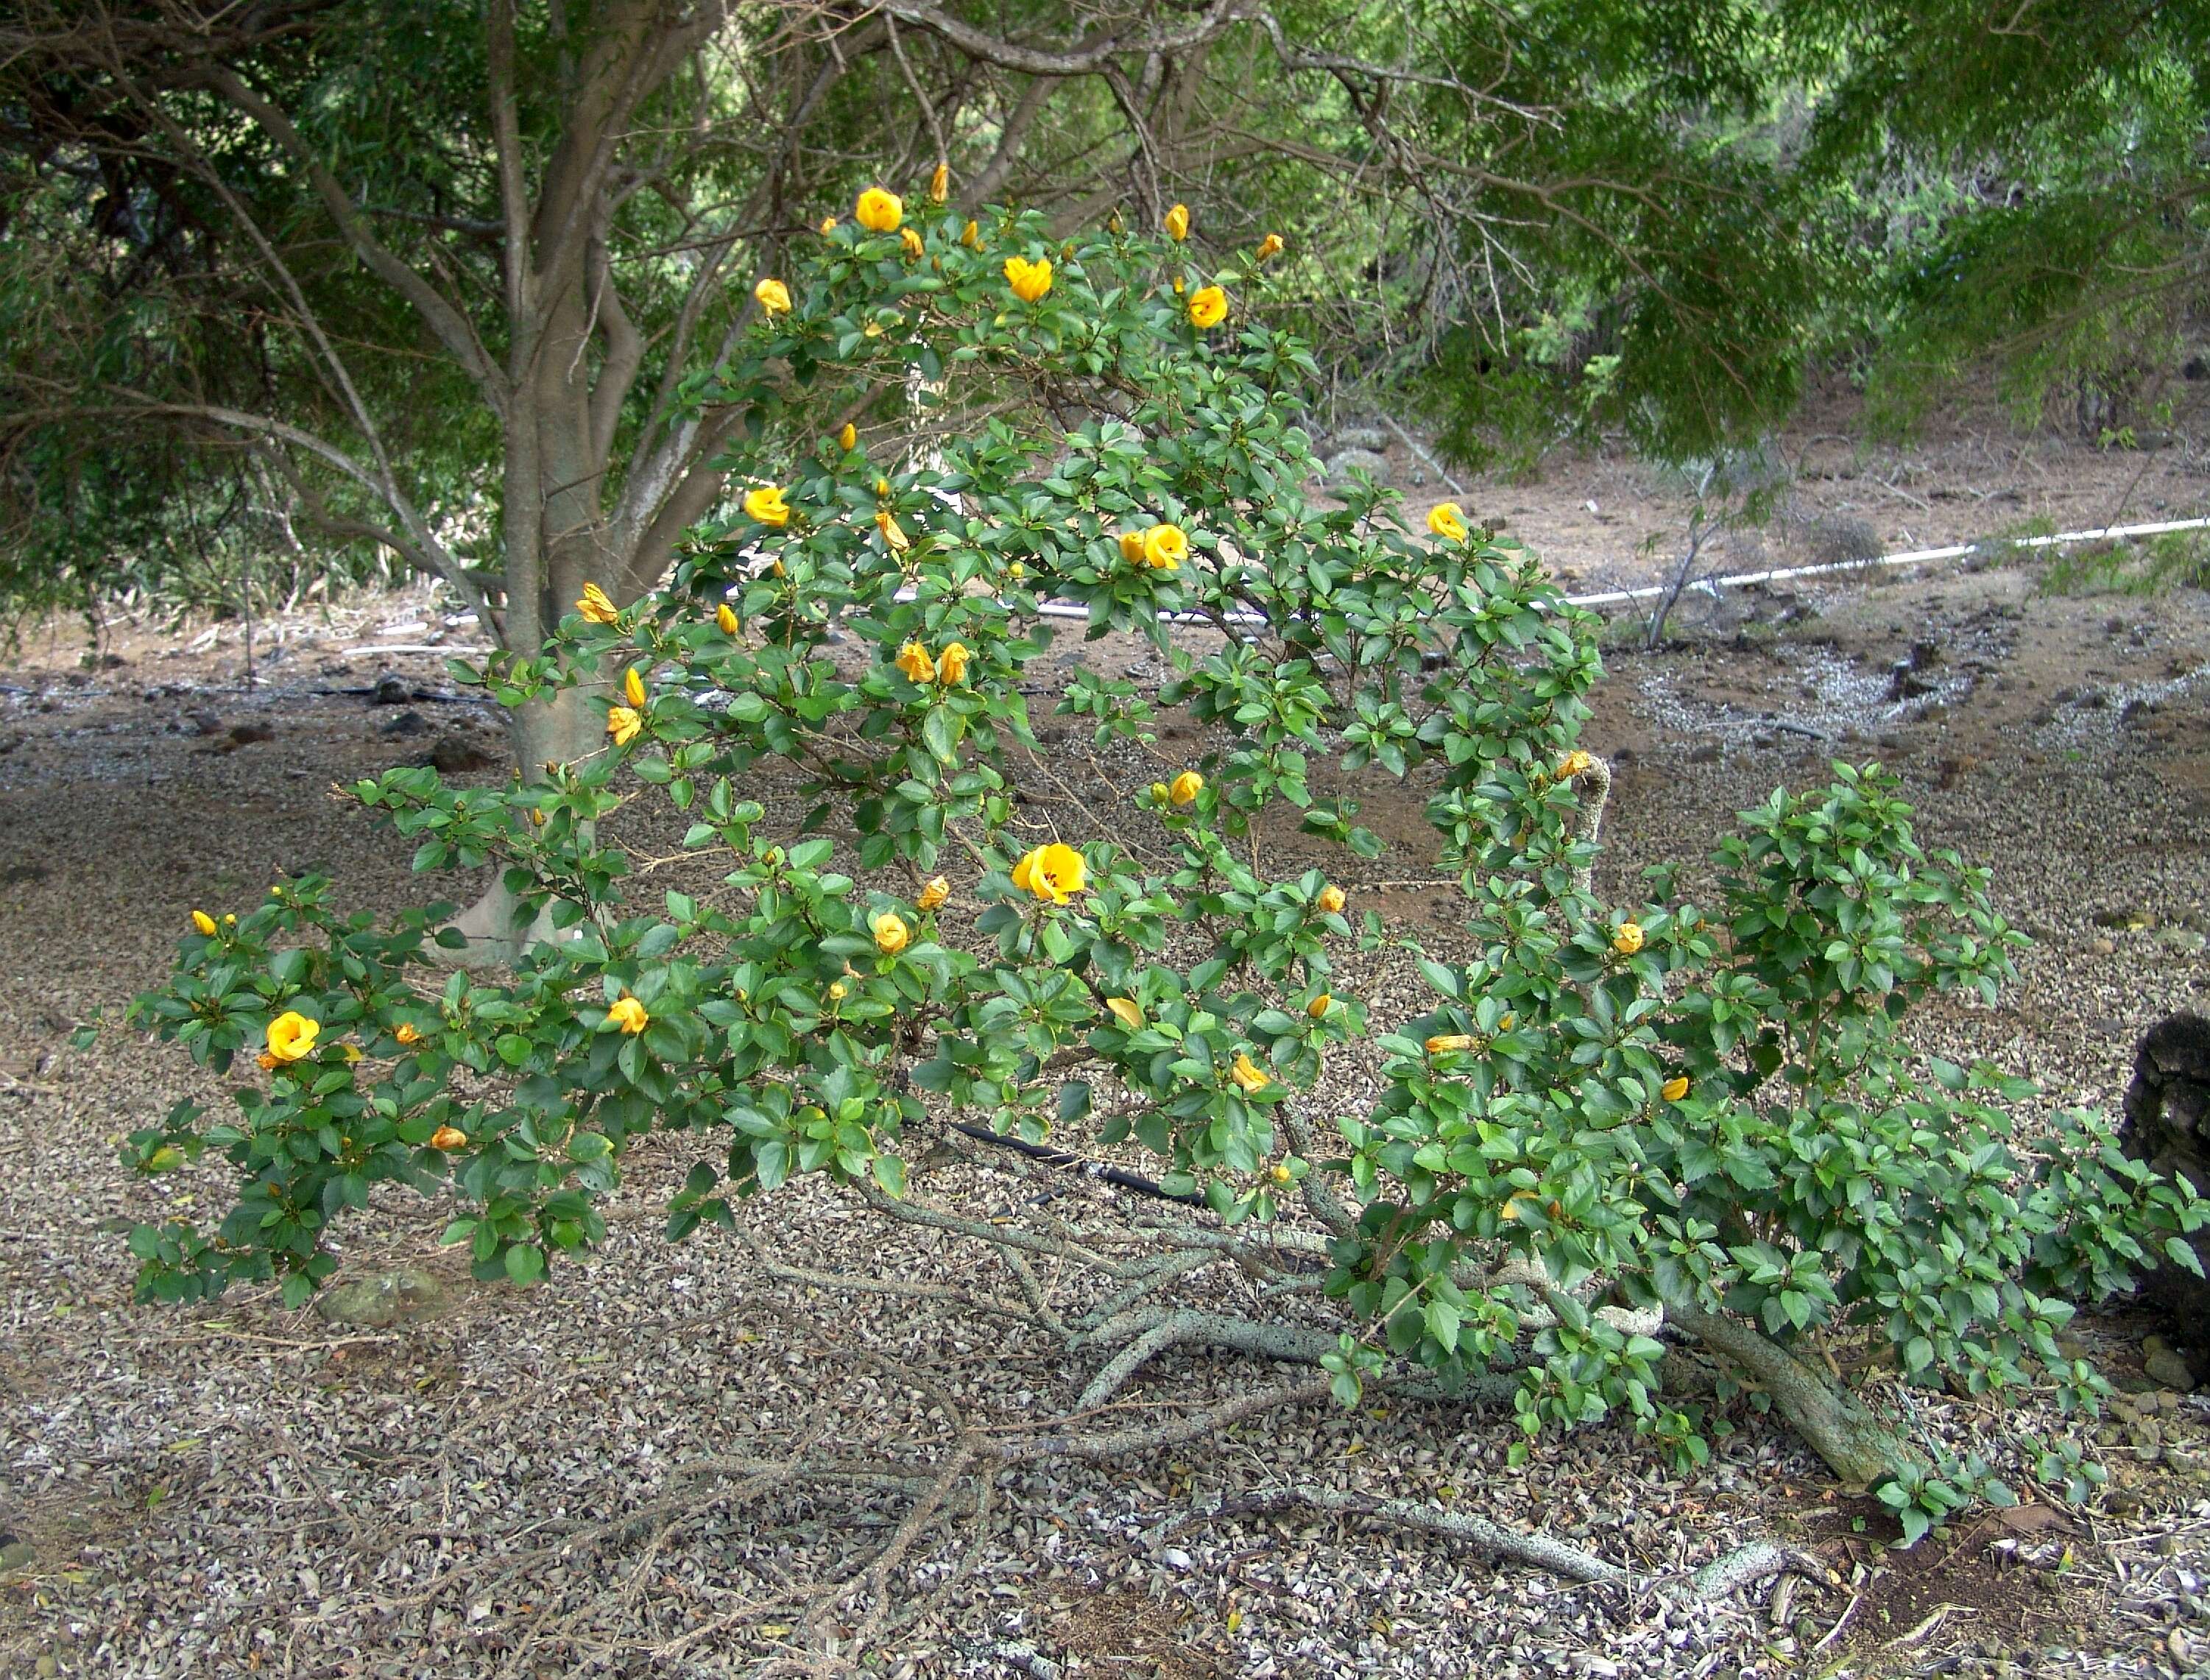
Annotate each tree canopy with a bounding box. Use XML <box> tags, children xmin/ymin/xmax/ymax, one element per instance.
<box><xmin>0</xmin><ymin>0</ymin><xmax>2201</xmax><ymax>622</ymax></box>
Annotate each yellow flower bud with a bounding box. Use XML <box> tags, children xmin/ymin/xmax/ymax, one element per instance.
<box><xmin>428</xmin><ymin>1125</ymin><xmax>468</xmax><ymax>1151</ymax></box>
<box><xmin>1148</xmin><ymin>781</ymin><xmax>1171</xmax><ymax>804</ymax></box>
<box><xmin>929</xmin><ymin>161</ymin><xmax>950</xmax><ymax>204</ymax></box>
<box><xmin>1612</xmin><ymin>922</ymin><xmax>1645</xmax><ymax>956</ymax></box>
<box><xmin>623</xmin><ymin>666</ymin><xmax>646</xmax><ymax>708</ymax></box>
<box><xmin>605</xmin><ymin>706</ymin><xmax>642</xmax><ymax>747</ymax></box>
<box><xmin>191</xmin><ymin>910</ymin><xmax>217</xmax><ymax>936</ymax></box>
<box><xmin>753</xmin><ymin>277</ymin><xmax>791</xmax><ymax>316</ymax></box>
<box><xmin>1307</xmin><ymin>993</ymin><xmax>1332</xmax><ymax>1019</ymax></box>
<box><xmin>917</xmin><ymin>876</ymin><xmax>950</xmax><ymax>911</ymax></box>
<box><xmin>1425</xmin><ymin>1034</ymin><xmax>1475</xmax><ymax>1055</ymax></box>
<box><xmin>606</xmin><ymin>996</ymin><xmax>649</xmax><ymax>1034</ymax></box>
<box><xmin>1118</xmin><ymin>531</ymin><xmax>1148</xmax><ymax>565</ymax></box>
<box><xmin>900</xmin><ymin>226</ymin><xmax>924</xmax><ymax>261</ymax></box>
<box><xmin>939</xmin><ymin>642</ymin><xmax>970</xmax><ymax>685</ymax></box>
<box><xmin>827</xmin><ymin>980</ymin><xmax>848</xmax><ymax>1001</ymax></box>
<box><xmin>1256</xmin><ymin>233</ymin><xmax>1284</xmax><ymax>261</ymax></box>
<box><xmin>1169</xmin><ymin>770</ymin><xmax>1204</xmax><ymax>805</ymax></box>
<box><xmin>1229</xmin><ymin>1051</ymin><xmax>1270</xmax><ymax>1093</ymax></box>
<box><xmin>894</xmin><ymin>641</ymin><xmax>937</xmax><ymax>684</ymax></box>
<box><xmin>1164</xmin><ymin>202</ymin><xmax>1190</xmax><ymax>241</ymax></box>
<box><xmin>876</xmin><ymin>509</ymin><xmax>912</xmax><ymax>553</ymax></box>
<box><xmin>961</xmin><ymin>219</ymin><xmax>981</xmax><ymax>250</ymax></box>
<box><xmin>1316</xmin><ymin>883</ymin><xmax>1346</xmax><ymax>915</ymax></box>
<box><xmin>872</xmin><ymin>911</ymin><xmax>911</xmax><ymax>956</ymax></box>
<box><xmin>716</xmin><ymin>602</ymin><xmax>741</xmax><ymax>635</ymax></box>
<box><xmin>576</xmin><ymin>582</ymin><xmax>621</xmax><ymax>624</ymax></box>
<box><xmin>838</xmin><ymin>422</ymin><xmax>858</xmax><ymax>451</ymax></box>
<box><xmin>1270</xmin><ymin>1161</ymin><xmax>1293</xmax><ymax>1183</ymax></box>
<box><xmin>819</xmin><ymin>215</ymin><xmax>839</xmax><ymax>235</ymax></box>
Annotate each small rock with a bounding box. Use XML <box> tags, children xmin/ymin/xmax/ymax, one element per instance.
<box><xmin>1324</xmin><ymin>447</ymin><xmax>1393</xmax><ymax>485</ymax></box>
<box><xmin>1330</xmin><ymin>425</ymin><xmax>1388</xmax><ymax>453</ymax></box>
<box><xmin>2143</xmin><ymin>1338</ymin><xmax>2197</xmax><ymax>1391</ymax></box>
<box><xmin>227</xmin><ymin>722</ymin><xmax>275</xmax><ymax>748</ymax></box>
<box><xmin>427</xmin><ymin>734</ymin><xmax>499</xmax><ymax>774</ymax></box>
<box><xmin>369</xmin><ymin>672</ymin><xmax>414</xmax><ymax>706</ymax></box>
<box><xmin>1688</xmin><ymin>743</ymin><xmax>1723</xmax><ymax>764</ymax></box>
<box><xmin>0</xmin><ymin>1539</ymin><xmax>35</xmax><ymax>1570</ymax></box>
<box><xmin>2090</xmin><ymin>936</ymin><xmax>2117</xmax><ymax>956</ymax></box>
<box><xmin>313</xmin><ymin>1267</ymin><xmax>451</xmax><ymax>1329</ymax></box>
<box><xmin>378</xmin><ymin>709</ymin><xmax>430</xmax><ymax>738</ymax></box>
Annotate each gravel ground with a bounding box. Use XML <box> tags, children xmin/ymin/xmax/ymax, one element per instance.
<box><xmin>4</xmin><ymin>565</ymin><xmax>2209</xmax><ymax>1679</ymax></box>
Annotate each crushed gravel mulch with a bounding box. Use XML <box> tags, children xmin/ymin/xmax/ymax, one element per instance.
<box><xmin>3</xmin><ymin>571</ymin><xmax>2209</xmax><ymax>1679</ymax></box>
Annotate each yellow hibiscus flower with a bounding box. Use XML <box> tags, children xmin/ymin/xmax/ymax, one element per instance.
<box><xmin>1187</xmin><ymin>286</ymin><xmax>1227</xmax><ymax>330</ymax></box>
<box><xmin>1142</xmin><ymin>524</ymin><xmax>1190</xmax><ymax>570</ymax></box>
<box><xmin>895</xmin><ymin>642</ymin><xmax>937</xmax><ymax>684</ymax></box>
<box><xmin>1612</xmin><ymin>922</ymin><xmax>1645</xmax><ymax>956</ymax></box>
<box><xmin>1004</xmin><ymin>255</ymin><xmax>1053</xmax><ymax>303</ymax></box>
<box><xmin>1427</xmin><ymin>502</ymin><xmax>1469</xmax><ymax>543</ymax></box>
<box><xmin>1229</xmin><ymin>1051</ymin><xmax>1270</xmax><ymax>1093</ymax></box>
<box><xmin>606</xmin><ymin>996</ymin><xmax>649</xmax><ymax>1034</ymax></box>
<box><xmin>266</xmin><ymin>1011</ymin><xmax>320</xmax><ymax>1064</ymax></box>
<box><xmin>917</xmin><ymin>876</ymin><xmax>950</xmax><ymax>911</ymax></box>
<box><xmin>1011</xmin><ymin>842</ymin><xmax>1087</xmax><ymax>905</ymax></box>
<box><xmin>872</xmin><ymin>911</ymin><xmax>911</xmax><ymax>955</ymax></box>
<box><xmin>900</xmin><ymin>227</ymin><xmax>924</xmax><ymax>260</ymax></box>
<box><xmin>576</xmin><ymin>582</ymin><xmax>621</xmax><ymax>624</ymax></box>
<box><xmin>855</xmin><ymin>186</ymin><xmax>903</xmax><ymax>232</ymax></box>
<box><xmin>1169</xmin><ymin>770</ymin><xmax>1204</xmax><ymax>805</ymax></box>
<box><xmin>929</xmin><ymin>161</ymin><xmax>950</xmax><ymax>204</ymax></box>
<box><xmin>939</xmin><ymin>642</ymin><xmax>970</xmax><ymax>685</ymax></box>
<box><xmin>753</xmin><ymin>277</ymin><xmax>791</xmax><ymax>316</ymax></box>
<box><xmin>606</xmin><ymin>705</ymin><xmax>641</xmax><ymax>747</ymax></box>
<box><xmin>1256</xmin><ymin>233</ymin><xmax>1284</xmax><ymax>261</ymax></box>
<box><xmin>744</xmin><ymin>485</ymin><xmax>791</xmax><ymax>527</ymax></box>
<box><xmin>428</xmin><ymin>1125</ymin><xmax>468</xmax><ymax>1151</ymax></box>
<box><xmin>1316</xmin><ymin>883</ymin><xmax>1346</xmax><ymax>915</ymax></box>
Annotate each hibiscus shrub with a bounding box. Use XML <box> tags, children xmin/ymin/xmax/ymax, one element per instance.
<box><xmin>121</xmin><ymin>190</ymin><xmax>2204</xmax><ymax>1524</ymax></box>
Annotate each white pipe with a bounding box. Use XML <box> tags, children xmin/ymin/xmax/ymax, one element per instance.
<box><xmin>1024</xmin><ymin>513</ymin><xmax>2210</xmax><ymax>625</ymax></box>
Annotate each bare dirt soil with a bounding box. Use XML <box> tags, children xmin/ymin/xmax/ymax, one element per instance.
<box><xmin>3</xmin><ymin>416</ymin><xmax>2209</xmax><ymax>1679</ymax></box>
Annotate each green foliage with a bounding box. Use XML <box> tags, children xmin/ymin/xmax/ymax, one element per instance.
<box><xmin>120</xmin><ymin>210</ymin><xmax>2204</xmax><ymax>1517</ymax></box>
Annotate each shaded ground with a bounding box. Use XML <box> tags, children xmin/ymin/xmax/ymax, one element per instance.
<box><xmin>4</xmin><ymin>431</ymin><xmax>2210</xmax><ymax>1676</ymax></box>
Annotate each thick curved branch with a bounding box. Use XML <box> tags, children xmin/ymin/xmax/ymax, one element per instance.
<box><xmin>882</xmin><ymin>0</ymin><xmax>1248</xmax><ymax>77</ymax></box>
<box><xmin>197</xmin><ymin>66</ymin><xmax>506</xmax><ymax>413</ymax></box>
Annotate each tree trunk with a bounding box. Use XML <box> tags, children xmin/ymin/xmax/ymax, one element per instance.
<box><xmin>433</xmin><ymin>679</ymin><xmax>606</xmax><ymax>968</ymax></box>
<box><xmin>1664</xmin><ymin>1295</ymin><xmax>1927</xmax><ymax>1491</ymax></box>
